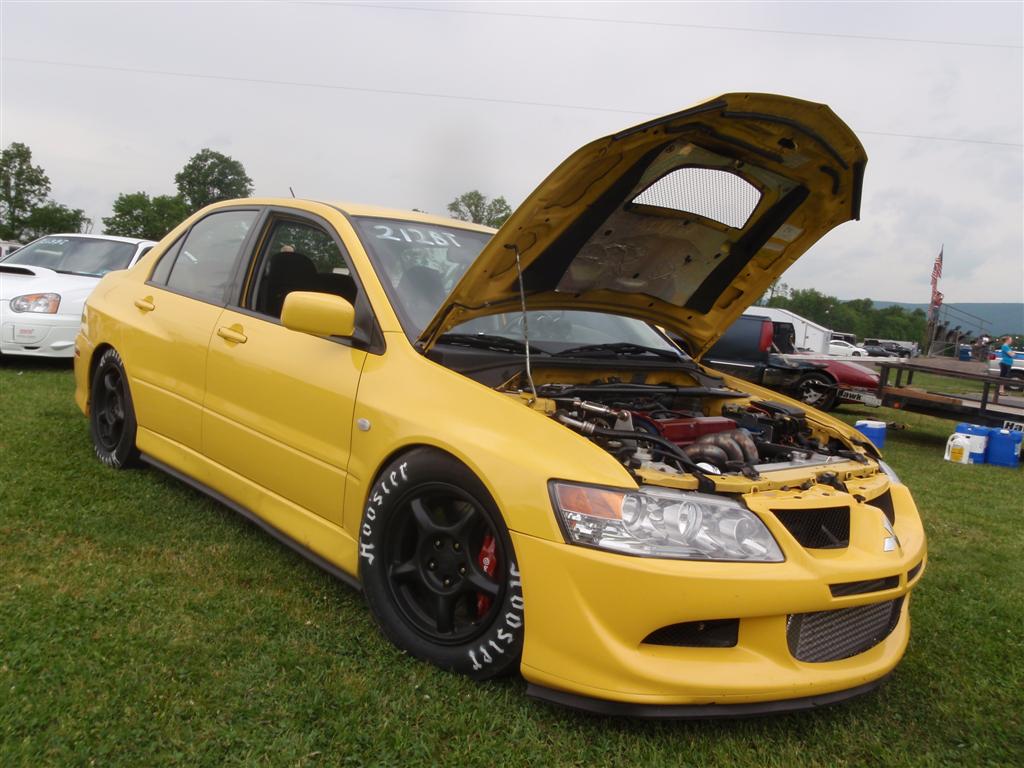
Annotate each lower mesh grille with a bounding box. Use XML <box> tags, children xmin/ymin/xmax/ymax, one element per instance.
<box><xmin>787</xmin><ymin>598</ymin><xmax>904</xmax><ymax>662</ymax></box>
<box><xmin>642</xmin><ymin>619</ymin><xmax>739</xmax><ymax>648</ymax></box>
<box><xmin>773</xmin><ymin>506</ymin><xmax>850</xmax><ymax>548</ymax></box>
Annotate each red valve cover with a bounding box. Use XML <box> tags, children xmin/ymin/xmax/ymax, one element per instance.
<box><xmin>631</xmin><ymin>413</ymin><xmax>736</xmax><ymax>445</ymax></box>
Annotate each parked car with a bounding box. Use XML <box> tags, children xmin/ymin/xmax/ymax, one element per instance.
<box><xmin>860</xmin><ymin>341</ymin><xmax>897</xmax><ymax>358</ymax></box>
<box><xmin>73</xmin><ymin>93</ymin><xmax>925</xmax><ymax>717</ymax></box>
<box><xmin>0</xmin><ymin>234</ymin><xmax>155</xmax><ymax>358</ymax></box>
<box><xmin>0</xmin><ymin>240</ymin><xmax>22</xmax><ymax>259</ymax></box>
<box><xmin>828</xmin><ymin>338</ymin><xmax>868</xmax><ymax>356</ymax></box>
<box><xmin>879</xmin><ymin>340</ymin><xmax>915</xmax><ymax>357</ymax></box>
<box><xmin>703</xmin><ymin>315</ymin><xmax>880</xmax><ymax>410</ymax></box>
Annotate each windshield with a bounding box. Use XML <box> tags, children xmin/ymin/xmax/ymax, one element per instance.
<box><xmin>3</xmin><ymin>236</ymin><xmax>137</xmax><ymax>277</ymax></box>
<box><xmin>354</xmin><ymin>217</ymin><xmax>491</xmax><ymax>333</ymax></box>
<box><xmin>354</xmin><ymin>216</ymin><xmax>683</xmax><ymax>355</ymax></box>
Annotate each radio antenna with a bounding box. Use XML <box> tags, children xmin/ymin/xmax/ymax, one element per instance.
<box><xmin>505</xmin><ymin>243</ymin><xmax>537</xmax><ymax>402</ymax></box>
<box><xmin>289</xmin><ymin>186</ymin><xmax>296</xmax><ymax>198</ymax></box>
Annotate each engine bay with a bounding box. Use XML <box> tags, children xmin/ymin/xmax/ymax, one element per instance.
<box><xmin>500</xmin><ymin>368</ymin><xmax>873</xmax><ymax>489</ymax></box>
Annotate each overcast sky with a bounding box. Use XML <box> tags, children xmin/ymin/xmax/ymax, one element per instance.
<box><xmin>2</xmin><ymin>1</ymin><xmax>1022</xmax><ymax>303</ymax></box>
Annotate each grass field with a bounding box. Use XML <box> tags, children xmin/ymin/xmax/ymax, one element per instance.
<box><xmin>1</xmin><ymin>358</ymin><xmax>1022</xmax><ymax>767</ymax></box>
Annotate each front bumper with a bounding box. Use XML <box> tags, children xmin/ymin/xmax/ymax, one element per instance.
<box><xmin>513</xmin><ymin>481</ymin><xmax>926</xmax><ymax>710</ymax></box>
<box><xmin>0</xmin><ymin>309</ymin><xmax>79</xmax><ymax>358</ymax></box>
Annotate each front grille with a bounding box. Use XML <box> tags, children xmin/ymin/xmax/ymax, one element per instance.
<box><xmin>642</xmin><ymin>619</ymin><xmax>739</xmax><ymax>648</ymax></box>
<box><xmin>830</xmin><ymin>575</ymin><xmax>900</xmax><ymax>597</ymax></box>
<box><xmin>907</xmin><ymin>560</ymin><xmax>923</xmax><ymax>582</ymax></box>
<box><xmin>787</xmin><ymin>598</ymin><xmax>904</xmax><ymax>662</ymax></box>
<box><xmin>773</xmin><ymin>506</ymin><xmax>850</xmax><ymax>548</ymax></box>
<box><xmin>869</xmin><ymin>490</ymin><xmax>896</xmax><ymax>524</ymax></box>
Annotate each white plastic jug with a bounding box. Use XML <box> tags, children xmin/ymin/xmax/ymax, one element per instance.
<box><xmin>944</xmin><ymin>433</ymin><xmax>971</xmax><ymax>464</ymax></box>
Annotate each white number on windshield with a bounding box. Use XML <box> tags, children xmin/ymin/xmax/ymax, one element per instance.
<box><xmin>373</xmin><ymin>225</ymin><xmax>461</xmax><ymax>248</ymax></box>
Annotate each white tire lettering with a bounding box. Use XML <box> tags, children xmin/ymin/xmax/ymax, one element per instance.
<box><xmin>489</xmin><ymin>640</ymin><xmax>504</xmax><ymax>654</ymax></box>
<box><xmin>399</xmin><ymin>462</ymin><xmax>409</xmax><ymax>480</ymax></box>
<box><xmin>469</xmin><ymin>650</ymin><xmax>482</xmax><ymax>670</ymax></box>
<box><xmin>510</xmin><ymin>595</ymin><xmax>524</xmax><ymax>611</ymax></box>
<box><xmin>479</xmin><ymin>647</ymin><xmax>492</xmax><ymax>664</ymax></box>
<box><xmin>497</xmin><ymin>628</ymin><xmax>512</xmax><ymax>643</ymax></box>
<box><xmin>506</xmin><ymin>612</ymin><xmax>522</xmax><ymax>629</ymax></box>
<box><xmin>359</xmin><ymin>541</ymin><xmax>375</xmax><ymax>565</ymax></box>
<box><xmin>373</xmin><ymin>492</ymin><xmax>383</xmax><ymax>506</ymax></box>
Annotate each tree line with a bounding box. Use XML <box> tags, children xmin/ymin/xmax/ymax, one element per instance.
<box><xmin>761</xmin><ymin>285</ymin><xmax>928</xmax><ymax>343</ymax></box>
<box><xmin>2</xmin><ymin>139</ymin><xmax>512</xmax><ymax>244</ymax></box>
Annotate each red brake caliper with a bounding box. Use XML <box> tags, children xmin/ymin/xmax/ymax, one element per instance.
<box><xmin>476</xmin><ymin>534</ymin><xmax>497</xmax><ymax>617</ymax></box>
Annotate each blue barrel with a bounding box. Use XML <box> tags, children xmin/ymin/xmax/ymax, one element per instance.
<box><xmin>955</xmin><ymin>423</ymin><xmax>990</xmax><ymax>464</ymax></box>
<box><xmin>958</xmin><ymin>345</ymin><xmax>971</xmax><ymax>361</ymax></box>
<box><xmin>986</xmin><ymin>429</ymin><xmax>1023</xmax><ymax>468</ymax></box>
<box><xmin>855</xmin><ymin>420</ymin><xmax>886</xmax><ymax>449</ymax></box>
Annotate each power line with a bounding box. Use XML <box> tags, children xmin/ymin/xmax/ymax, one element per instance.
<box><xmin>4</xmin><ymin>57</ymin><xmax>1022</xmax><ymax>148</ymax></box>
<box><xmin>332</xmin><ymin>1</ymin><xmax>1023</xmax><ymax>50</ymax></box>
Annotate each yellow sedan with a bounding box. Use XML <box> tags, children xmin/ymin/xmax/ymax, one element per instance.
<box><xmin>75</xmin><ymin>93</ymin><xmax>925</xmax><ymax>717</ymax></box>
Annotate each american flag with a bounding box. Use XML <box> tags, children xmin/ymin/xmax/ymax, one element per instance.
<box><xmin>931</xmin><ymin>247</ymin><xmax>943</xmax><ymax>281</ymax></box>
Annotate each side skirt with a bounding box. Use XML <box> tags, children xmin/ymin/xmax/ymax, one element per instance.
<box><xmin>141</xmin><ymin>453</ymin><xmax>362</xmax><ymax>592</ymax></box>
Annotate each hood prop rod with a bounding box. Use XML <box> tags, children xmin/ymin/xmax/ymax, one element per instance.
<box><xmin>505</xmin><ymin>243</ymin><xmax>537</xmax><ymax>402</ymax></box>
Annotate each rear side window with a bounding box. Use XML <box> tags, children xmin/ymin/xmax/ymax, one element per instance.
<box><xmin>162</xmin><ymin>211</ymin><xmax>257</xmax><ymax>304</ymax></box>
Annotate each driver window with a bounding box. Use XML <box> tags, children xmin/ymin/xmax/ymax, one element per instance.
<box><xmin>249</xmin><ymin>219</ymin><xmax>357</xmax><ymax>319</ymax></box>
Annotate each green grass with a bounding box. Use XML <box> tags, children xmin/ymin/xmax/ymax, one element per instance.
<box><xmin>1</xmin><ymin>359</ymin><xmax>1021</xmax><ymax>767</ymax></box>
<box><xmin>881</xmin><ymin>370</ymin><xmax>991</xmax><ymax>397</ymax></box>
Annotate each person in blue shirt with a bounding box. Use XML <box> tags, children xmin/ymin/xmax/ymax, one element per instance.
<box><xmin>998</xmin><ymin>336</ymin><xmax>1015</xmax><ymax>394</ymax></box>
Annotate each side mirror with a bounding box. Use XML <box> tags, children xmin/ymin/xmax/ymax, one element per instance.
<box><xmin>281</xmin><ymin>291</ymin><xmax>355</xmax><ymax>338</ymax></box>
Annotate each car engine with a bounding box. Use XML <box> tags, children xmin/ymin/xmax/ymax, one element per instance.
<box><xmin>507</xmin><ymin>378</ymin><xmax>868</xmax><ymax>484</ymax></box>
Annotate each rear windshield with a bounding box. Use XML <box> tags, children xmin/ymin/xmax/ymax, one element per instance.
<box><xmin>3</xmin><ymin>236</ymin><xmax>137</xmax><ymax>277</ymax></box>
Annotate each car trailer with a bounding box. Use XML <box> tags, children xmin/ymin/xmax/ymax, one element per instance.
<box><xmin>875</xmin><ymin>358</ymin><xmax>1024</xmax><ymax>429</ymax></box>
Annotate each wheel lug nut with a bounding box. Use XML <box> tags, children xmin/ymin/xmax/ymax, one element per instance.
<box><xmin>453</xmin><ymin>542</ymin><xmax>461</xmax><ymax>551</ymax></box>
<box><xmin>434</xmin><ymin>539</ymin><xmax>442</xmax><ymax>549</ymax></box>
<box><xmin>443</xmin><ymin>578</ymin><xmax>451</xmax><ymax>587</ymax></box>
<box><xmin>458</xmin><ymin>565</ymin><xmax>466</xmax><ymax>574</ymax></box>
<box><xmin>428</xmin><ymin>560</ymin><xmax>436</xmax><ymax>570</ymax></box>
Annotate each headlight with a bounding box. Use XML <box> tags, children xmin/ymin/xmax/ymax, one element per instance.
<box><xmin>877</xmin><ymin>460</ymin><xmax>901</xmax><ymax>485</ymax></box>
<box><xmin>550</xmin><ymin>482</ymin><xmax>783</xmax><ymax>562</ymax></box>
<box><xmin>10</xmin><ymin>293</ymin><xmax>61</xmax><ymax>313</ymax></box>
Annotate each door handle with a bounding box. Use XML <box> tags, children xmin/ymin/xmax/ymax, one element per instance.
<box><xmin>134</xmin><ymin>296</ymin><xmax>155</xmax><ymax>312</ymax></box>
<box><xmin>217</xmin><ymin>325</ymin><xmax>248</xmax><ymax>344</ymax></box>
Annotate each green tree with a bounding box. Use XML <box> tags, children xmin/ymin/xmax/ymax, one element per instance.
<box><xmin>0</xmin><ymin>142</ymin><xmax>52</xmax><ymax>241</ymax></box>
<box><xmin>447</xmin><ymin>190</ymin><xmax>512</xmax><ymax>228</ymax></box>
<box><xmin>174</xmin><ymin>149</ymin><xmax>253</xmax><ymax>213</ymax></box>
<box><xmin>103</xmin><ymin>192</ymin><xmax>188</xmax><ymax>240</ymax></box>
<box><xmin>22</xmin><ymin>202</ymin><xmax>90</xmax><ymax>240</ymax></box>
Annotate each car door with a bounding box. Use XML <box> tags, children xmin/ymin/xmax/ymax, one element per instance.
<box><xmin>202</xmin><ymin>210</ymin><xmax>371</xmax><ymax>528</ymax></box>
<box><xmin>124</xmin><ymin>208</ymin><xmax>260</xmax><ymax>451</ymax></box>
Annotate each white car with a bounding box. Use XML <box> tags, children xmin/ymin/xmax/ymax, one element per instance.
<box><xmin>0</xmin><ymin>234</ymin><xmax>156</xmax><ymax>358</ymax></box>
<box><xmin>828</xmin><ymin>338</ymin><xmax>868</xmax><ymax>357</ymax></box>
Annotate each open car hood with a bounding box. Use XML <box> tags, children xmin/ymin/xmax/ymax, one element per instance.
<box><xmin>418</xmin><ymin>93</ymin><xmax>866</xmax><ymax>359</ymax></box>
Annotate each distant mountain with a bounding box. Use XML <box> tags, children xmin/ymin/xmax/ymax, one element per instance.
<box><xmin>872</xmin><ymin>302</ymin><xmax>1024</xmax><ymax>334</ymax></box>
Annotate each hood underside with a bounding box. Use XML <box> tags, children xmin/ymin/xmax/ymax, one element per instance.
<box><xmin>418</xmin><ymin>93</ymin><xmax>867</xmax><ymax>358</ymax></box>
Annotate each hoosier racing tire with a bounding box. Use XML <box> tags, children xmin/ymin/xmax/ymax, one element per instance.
<box><xmin>359</xmin><ymin>448</ymin><xmax>524</xmax><ymax>680</ymax></box>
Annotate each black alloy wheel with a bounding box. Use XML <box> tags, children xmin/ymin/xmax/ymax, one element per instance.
<box><xmin>360</xmin><ymin>448</ymin><xmax>524</xmax><ymax>679</ymax></box>
<box><xmin>796</xmin><ymin>372</ymin><xmax>837</xmax><ymax>411</ymax></box>
<box><xmin>89</xmin><ymin>348</ymin><xmax>140</xmax><ymax>468</ymax></box>
<box><xmin>384</xmin><ymin>484</ymin><xmax>504</xmax><ymax>644</ymax></box>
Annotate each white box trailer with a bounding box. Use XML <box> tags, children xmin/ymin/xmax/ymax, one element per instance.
<box><xmin>746</xmin><ymin>307</ymin><xmax>832</xmax><ymax>353</ymax></box>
